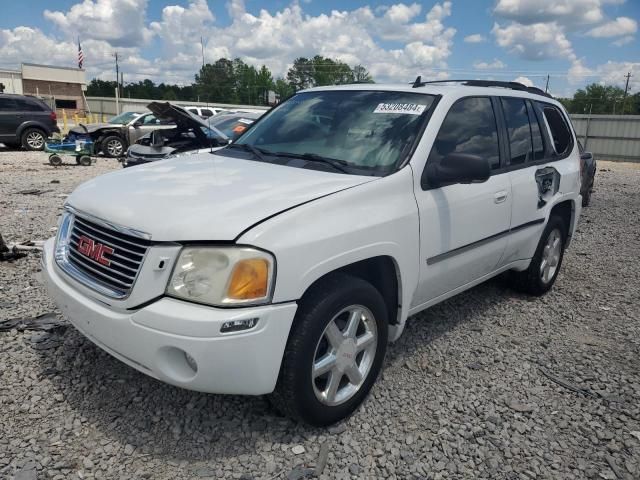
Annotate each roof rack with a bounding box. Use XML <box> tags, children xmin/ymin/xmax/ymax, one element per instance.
<box><xmin>410</xmin><ymin>77</ymin><xmax>553</xmax><ymax>98</ymax></box>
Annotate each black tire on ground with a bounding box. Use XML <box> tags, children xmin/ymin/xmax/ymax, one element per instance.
<box><xmin>78</xmin><ymin>155</ymin><xmax>92</xmax><ymax>166</ymax></box>
<box><xmin>269</xmin><ymin>272</ymin><xmax>388</xmax><ymax>426</ymax></box>
<box><xmin>21</xmin><ymin>128</ymin><xmax>46</xmax><ymax>151</ymax></box>
<box><xmin>510</xmin><ymin>215</ymin><xmax>567</xmax><ymax>296</ymax></box>
<box><xmin>582</xmin><ymin>177</ymin><xmax>594</xmax><ymax>207</ymax></box>
<box><xmin>101</xmin><ymin>135</ymin><xmax>125</xmax><ymax>158</ymax></box>
<box><xmin>49</xmin><ymin>154</ymin><xmax>63</xmax><ymax>166</ymax></box>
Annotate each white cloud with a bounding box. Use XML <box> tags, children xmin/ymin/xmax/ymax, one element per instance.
<box><xmin>513</xmin><ymin>76</ymin><xmax>534</xmax><ymax>87</ymax></box>
<box><xmin>464</xmin><ymin>34</ymin><xmax>485</xmax><ymax>43</ymax></box>
<box><xmin>567</xmin><ymin>59</ymin><xmax>593</xmax><ymax>84</ymax></box>
<box><xmin>591</xmin><ymin>61</ymin><xmax>639</xmax><ymax>90</ymax></box>
<box><xmin>494</xmin><ymin>0</ymin><xmax>624</xmax><ymax>27</ymax></box>
<box><xmin>586</xmin><ymin>17</ymin><xmax>637</xmax><ymax>38</ymax></box>
<box><xmin>473</xmin><ymin>59</ymin><xmax>506</xmax><ymax>70</ymax></box>
<box><xmin>492</xmin><ymin>22</ymin><xmax>575</xmax><ymax>61</ymax></box>
<box><xmin>612</xmin><ymin>36</ymin><xmax>634</xmax><ymax>46</ymax></box>
<box><xmin>44</xmin><ymin>0</ymin><xmax>153</xmax><ymax>47</ymax></box>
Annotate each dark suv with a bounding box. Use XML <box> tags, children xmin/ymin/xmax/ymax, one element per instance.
<box><xmin>0</xmin><ymin>94</ymin><xmax>59</xmax><ymax>150</ymax></box>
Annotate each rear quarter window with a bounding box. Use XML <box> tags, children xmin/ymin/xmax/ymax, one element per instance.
<box><xmin>538</xmin><ymin>103</ymin><xmax>573</xmax><ymax>156</ymax></box>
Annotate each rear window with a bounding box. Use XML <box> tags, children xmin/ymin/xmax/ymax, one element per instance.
<box><xmin>539</xmin><ymin>103</ymin><xmax>572</xmax><ymax>156</ymax></box>
<box><xmin>501</xmin><ymin>98</ymin><xmax>531</xmax><ymax>165</ymax></box>
<box><xmin>15</xmin><ymin>98</ymin><xmax>46</xmax><ymax>112</ymax></box>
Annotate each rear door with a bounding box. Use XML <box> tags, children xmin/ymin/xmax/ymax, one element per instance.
<box><xmin>0</xmin><ymin>97</ymin><xmax>20</xmax><ymax>140</ymax></box>
<box><xmin>413</xmin><ymin>96</ymin><xmax>512</xmax><ymax>305</ymax></box>
<box><xmin>502</xmin><ymin>98</ymin><xmax>578</xmax><ymax>263</ymax></box>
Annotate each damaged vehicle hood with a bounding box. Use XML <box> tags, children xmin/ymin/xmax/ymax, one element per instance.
<box><xmin>69</xmin><ymin>123</ymin><xmax>119</xmax><ymax>134</ymax></box>
<box><xmin>66</xmin><ymin>153</ymin><xmax>374</xmax><ymax>241</ymax></box>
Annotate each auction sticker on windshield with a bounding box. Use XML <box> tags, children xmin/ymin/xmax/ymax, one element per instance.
<box><xmin>373</xmin><ymin>103</ymin><xmax>427</xmax><ymax>115</ymax></box>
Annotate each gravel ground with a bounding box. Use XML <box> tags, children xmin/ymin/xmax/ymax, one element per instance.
<box><xmin>1</xmin><ymin>149</ymin><xmax>639</xmax><ymax>480</ymax></box>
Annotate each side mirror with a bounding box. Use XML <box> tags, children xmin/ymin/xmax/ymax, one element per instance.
<box><xmin>150</xmin><ymin>130</ymin><xmax>164</xmax><ymax>148</ymax></box>
<box><xmin>132</xmin><ymin>120</ymin><xmax>142</xmax><ymax>128</ymax></box>
<box><xmin>425</xmin><ymin>153</ymin><xmax>491</xmax><ymax>186</ymax></box>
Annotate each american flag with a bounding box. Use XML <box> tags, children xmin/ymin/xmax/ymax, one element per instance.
<box><xmin>78</xmin><ymin>40</ymin><xmax>84</xmax><ymax>69</ymax></box>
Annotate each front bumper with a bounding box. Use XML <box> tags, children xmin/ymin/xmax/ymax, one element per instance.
<box><xmin>42</xmin><ymin>239</ymin><xmax>297</xmax><ymax>395</ymax></box>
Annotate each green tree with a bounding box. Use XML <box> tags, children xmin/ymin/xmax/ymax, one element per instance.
<box><xmin>567</xmin><ymin>83</ymin><xmax>628</xmax><ymax>115</ymax></box>
<box><xmin>195</xmin><ymin>58</ymin><xmax>235</xmax><ymax>103</ymax></box>
<box><xmin>287</xmin><ymin>57</ymin><xmax>314</xmax><ymax>91</ymax></box>
<box><xmin>273</xmin><ymin>78</ymin><xmax>294</xmax><ymax>102</ymax></box>
<box><xmin>352</xmin><ymin>64</ymin><xmax>374</xmax><ymax>83</ymax></box>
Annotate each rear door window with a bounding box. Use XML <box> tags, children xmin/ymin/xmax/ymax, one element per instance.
<box><xmin>526</xmin><ymin>101</ymin><xmax>545</xmax><ymax>161</ymax></box>
<box><xmin>0</xmin><ymin>98</ymin><xmax>18</xmax><ymax>111</ymax></box>
<box><xmin>538</xmin><ymin>103</ymin><xmax>572</xmax><ymax>155</ymax></box>
<box><xmin>428</xmin><ymin>96</ymin><xmax>501</xmax><ymax>169</ymax></box>
<box><xmin>201</xmin><ymin>108</ymin><xmax>214</xmax><ymax>117</ymax></box>
<box><xmin>500</xmin><ymin>98</ymin><xmax>532</xmax><ymax>165</ymax></box>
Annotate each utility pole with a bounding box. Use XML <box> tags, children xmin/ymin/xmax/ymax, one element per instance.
<box><xmin>200</xmin><ymin>36</ymin><xmax>206</xmax><ymax>71</ymax></box>
<box><xmin>622</xmin><ymin>72</ymin><xmax>632</xmax><ymax>114</ymax></box>
<box><xmin>545</xmin><ymin>74</ymin><xmax>550</xmax><ymax>93</ymax></box>
<box><xmin>114</xmin><ymin>52</ymin><xmax>120</xmax><ymax>99</ymax></box>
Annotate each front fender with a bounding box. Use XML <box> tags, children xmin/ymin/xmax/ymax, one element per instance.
<box><xmin>238</xmin><ymin>167</ymin><xmax>420</xmax><ymax>341</ymax></box>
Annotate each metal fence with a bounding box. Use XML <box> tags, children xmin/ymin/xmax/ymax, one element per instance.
<box><xmin>570</xmin><ymin>114</ymin><xmax>640</xmax><ymax>162</ymax></box>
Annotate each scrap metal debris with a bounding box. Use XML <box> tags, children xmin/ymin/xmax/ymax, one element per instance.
<box><xmin>0</xmin><ymin>312</ymin><xmax>66</xmax><ymax>333</ymax></box>
<box><xmin>15</xmin><ymin>188</ymin><xmax>53</xmax><ymax>196</ymax></box>
<box><xmin>0</xmin><ymin>313</ymin><xmax>68</xmax><ymax>350</ymax></box>
<box><xmin>0</xmin><ymin>233</ymin><xmax>27</xmax><ymax>262</ymax></box>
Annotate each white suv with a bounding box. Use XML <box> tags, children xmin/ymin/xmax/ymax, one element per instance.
<box><xmin>43</xmin><ymin>80</ymin><xmax>582</xmax><ymax>426</ymax></box>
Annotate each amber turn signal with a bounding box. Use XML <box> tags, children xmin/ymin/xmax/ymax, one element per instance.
<box><xmin>227</xmin><ymin>258</ymin><xmax>270</xmax><ymax>300</ymax></box>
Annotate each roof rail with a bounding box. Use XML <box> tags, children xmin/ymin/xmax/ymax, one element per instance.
<box><xmin>409</xmin><ymin>77</ymin><xmax>553</xmax><ymax>98</ymax></box>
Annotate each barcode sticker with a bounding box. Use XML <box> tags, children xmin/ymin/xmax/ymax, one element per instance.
<box><xmin>373</xmin><ymin>103</ymin><xmax>427</xmax><ymax>115</ymax></box>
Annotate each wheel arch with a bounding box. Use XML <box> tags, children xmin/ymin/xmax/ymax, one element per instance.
<box><xmin>297</xmin><ymin>255</ymin><xmax>403</xmax><ymax>329</ymax></box>
<box><xmin>549</xmin><ymin>199</ymin><xmax>576</xmax><ymax>247</ymax></box>
<box><xmin>17</xmin><ymin>121</ymin><xmax>47</xmax><ymax>138</ymax></box>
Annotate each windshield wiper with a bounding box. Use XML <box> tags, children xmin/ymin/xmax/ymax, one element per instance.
<box><xmin>272</xmin><ymin>151</ymin><xmax>350</xmax><ymax>173</ymax></box>
<box><xmin>227</xmin><ymin>143</ymin><xmax>270</xmax><ymax>163</ymax></box>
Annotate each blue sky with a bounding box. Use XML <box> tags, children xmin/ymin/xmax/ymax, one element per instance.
<box><xmin>1</xmin><ymin>0</ymin><xmax>638</xmax><ymax>96</ymax></box>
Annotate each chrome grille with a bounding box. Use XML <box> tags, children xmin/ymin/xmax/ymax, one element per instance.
<box><xmin>66</xmin><ymin>214</ymin><xmax>151</xmax><ymax>298</ymax></box>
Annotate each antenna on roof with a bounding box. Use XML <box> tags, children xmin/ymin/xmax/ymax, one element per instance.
<box><xmin>412</xmin><ymin>76</ymin><xmax>426</xmax><ymax>88</ymax></box>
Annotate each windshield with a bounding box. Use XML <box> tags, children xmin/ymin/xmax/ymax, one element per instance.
<box><xmin>235</xmin><ymin>90</ymin><xmax>435</xmax><ymax>174</ymax></box>
<box><xmin>108</xmin><ymin>112</ymin><xmax>139</xmax><ymax>125</ymax></box>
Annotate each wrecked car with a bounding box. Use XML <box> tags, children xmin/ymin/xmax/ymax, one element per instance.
<box><xmin>67</xmin><ymin>110</ymin><xmax>175</xmax><ymax>158</ymax></box>
<box><xmin>123</xmin><ymin>107</ymin><xmax>262</xmax><ymax>168</ymax></box>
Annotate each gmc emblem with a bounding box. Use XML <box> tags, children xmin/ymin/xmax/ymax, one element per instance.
<box><xmin>77</xmin><ymin>235</ymin><xmax>114</xmax><ymax>266</ymax></box>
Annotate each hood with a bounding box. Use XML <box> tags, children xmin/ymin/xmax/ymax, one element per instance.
<box><xmin>147</xmin><ymin>102</ymin><xmax>227</xmax><ymax>140</ymax></box>
<box><xmin>70</xmin><ymin>123</ymin><xmax>117</xmax><ymax>134</ymax></box>
<box><xmin>67</xmin><ymin>153</ymin><xmax>374</xmax><ymax>241</ymax></box>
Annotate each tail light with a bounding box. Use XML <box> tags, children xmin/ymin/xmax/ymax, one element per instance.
<box><xmin>50</xmin><ymin>111</ymin><xmax>57</xmax><ymax>122</ymax></box>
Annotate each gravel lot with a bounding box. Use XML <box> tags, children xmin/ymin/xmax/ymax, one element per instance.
<box><xmin>1</xmin><ymin>149</ymin><xmax>639</xmax><ymax>480</ymax></box>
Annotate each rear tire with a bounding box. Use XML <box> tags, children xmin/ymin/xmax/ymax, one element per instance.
<box><xmin>269</xmin><ymin>272</ymin><xmax>388</xmax><ymax>426</ymax></box>
<box><xmin>101</xmin><ymin>135</ymin><xmax>125</xmax><ymax>158</ymax></box>
<box><xmin>21</xmin><ymin>128</ymin><xmax>46</xmax><ymax>151</ymax></box>
<box><xmin>510</xmin><ymin>215</ymin><xmax>567</xmax><ymax>296</ymax></box>
<box><xmin>582</xmin><ymin>177</ymin><xmax>594</xmax><ymax>207</ymax></box>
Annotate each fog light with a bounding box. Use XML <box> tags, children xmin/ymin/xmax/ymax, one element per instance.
<box><xmin>220</xmin><ymin>318</ymin><xmax>258</xmax><ymax>333</ymax></box>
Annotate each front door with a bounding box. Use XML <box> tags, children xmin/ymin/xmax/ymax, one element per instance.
<box><xmin>413</xmin><ymin>96</ymin><xmax>511</xmax><ymax>306</ymax></box>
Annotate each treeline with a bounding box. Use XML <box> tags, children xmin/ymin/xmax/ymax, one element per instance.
<box><xmin>86</xmin><ymin>55</ymin><xmax>373</xmax><ymax>105</ymax></box>
<box><xmin>559</xmin><ymin>83</ymin><xmax>640</xmax><ymax>115</ymax></box>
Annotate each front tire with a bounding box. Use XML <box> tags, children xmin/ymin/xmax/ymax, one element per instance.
<box><xmin>510</xmin><ymin>215</ymin><xmax>567</xmax><ymax>296</ymax></box>
<box><xmin>21</xmin><ymin>128</ymin><xmax>46</xmax><ymax>151</ymax></box>
<box><xmin>270</xmin><ymin>273</ymin><xmax>388</xmax><ymax>426</ymax></box>
<box><xmin>101</xmin><ymin>135</ymin><xmax>125</xmax><ymax>157</ymax></box>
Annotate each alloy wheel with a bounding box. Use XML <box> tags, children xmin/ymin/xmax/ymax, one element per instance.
<box><xmin>106</xmin><ymin>139</ymin><xmax>123</xmax><ymax>156</ymax></box>
<box><xmin>312</xmin><ymin>305</ymin><xmax>378</xmax><ymax>406</ymax></box>
<box><xmin>26</xmin><ymin>131</ymin><xmax>45</xmax><ymax>149</ymax></box>
<box><xmin>540</xmin><ymin>228</ymin><xmax>562</xmax><ymax>284</ymax></box>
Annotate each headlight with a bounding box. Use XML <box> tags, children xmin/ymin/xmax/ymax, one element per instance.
<box><xmin>166</xmin><ymin>247</ymin><xmax>275</xmax><ymax>306</ymax></box>
<box><xmin>54</xmin><ymin>210</ymin><xmax>74</xmax><ymax>264</ymax></box>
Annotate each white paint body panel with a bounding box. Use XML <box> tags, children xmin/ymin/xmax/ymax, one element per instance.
<box><xmin>43</xmin><ymin>83</ymin><xmax>583</xmax><ymax>392</ymax></box>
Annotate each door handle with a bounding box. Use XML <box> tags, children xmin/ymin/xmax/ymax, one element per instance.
<box><xmin>494</xmin><ymin>191</ymin><xmax>508</xmax><ymax>203</ymax></box>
